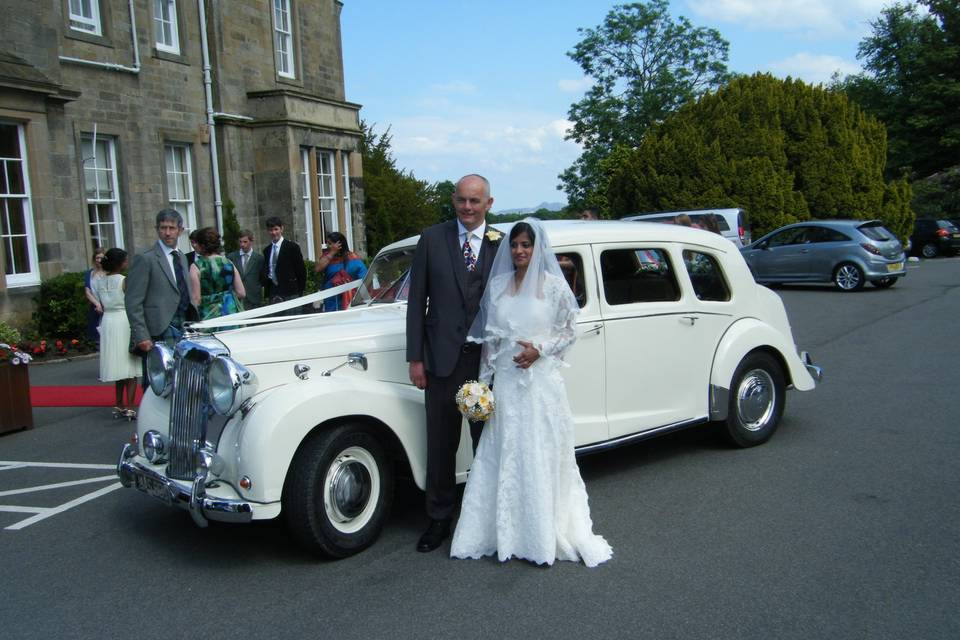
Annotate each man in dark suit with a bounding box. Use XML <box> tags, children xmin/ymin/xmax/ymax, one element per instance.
<box><xmin>260</xmin><ymin>216</ymin><xmax>306</xmax><ymax>312</ymax></box>
<box><xmin>406</xmin><ymin>174</ymin><xmax>502</xmax><ymax>552</ymax></box>
<box><xmin>227</xmin><ymin>229</ymin><xmax>264</xmax><ymax>308</ymax></box>
<box><xmin>125</xmin><ymin>209</ymin><xmax>196</xmax><ymax>361</ymax></box>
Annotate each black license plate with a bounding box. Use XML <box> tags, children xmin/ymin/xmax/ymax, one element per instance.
<box><xmin>135</xmin><ymin>473</ymin><xmax>172</xmax><ymax>505</ymax></box>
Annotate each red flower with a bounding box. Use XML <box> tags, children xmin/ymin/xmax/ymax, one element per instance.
<box><xmin>33</xmin><ymin>347</ymin><xmax>42</xmax><ymax>354</ymax></box>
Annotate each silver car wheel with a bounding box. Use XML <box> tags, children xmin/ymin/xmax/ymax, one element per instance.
<box><xmin>921</xmin><ymin>243</ymin><xmax>938</xmax><ymax>259</ymax></box>
<box><xmin>835</xmin><ymin>264</ymin><xmax>863</xmax><ymax>290</ymax></box>
<box><xmin>323</xmin><ymin>446</ymin><xmax>380</xmax><ymax>534</ymax></box>
<box><xmin>735</xmin><ymin>368</ymin><xmax>776</xmax><ymax>432</ymax></box>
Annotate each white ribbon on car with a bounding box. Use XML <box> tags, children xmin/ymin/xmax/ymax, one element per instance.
<box><xmin>187</xmin><ymin>279</ymin><xmax>362</xmax><ymax>331</ymax></box>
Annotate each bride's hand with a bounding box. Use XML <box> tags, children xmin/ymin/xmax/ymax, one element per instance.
<box><xmin>513</xmin><ymin>341</ymin><xmax>540</xmax><ymax>369</ymax></box>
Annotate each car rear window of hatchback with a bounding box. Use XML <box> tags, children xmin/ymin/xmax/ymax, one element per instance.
<box><xmin>858</xmin><ymin>223</ymin><xmax>894</xmax><ymax>241</ymax></box>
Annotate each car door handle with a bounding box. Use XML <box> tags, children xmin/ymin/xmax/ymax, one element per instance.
<box><xmin>582</xmin><ymin>323</ymin><xmax>602</xmax><ymax>335</ymax></box>
<box><xmin>681</xmin><ymin>315</ymin><xmax>698</xmax><ymax>326</ymax></box>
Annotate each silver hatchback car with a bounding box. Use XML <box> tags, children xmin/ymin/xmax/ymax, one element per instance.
<box><xmin>741</xmin><ymin>220</ymin><xmax>906</xmax><ymax>291</ymax></box>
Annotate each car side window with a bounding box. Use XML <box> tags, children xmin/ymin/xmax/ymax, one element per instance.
<box><xmin>600</xmin><ymin>248</ymin><xmax>680</xmax><ymax>305</ymax></box>
<box><xmin>767</xmin><ymin>228</ymin><xmax>805</xmax><ymax>247</ymax></box>
<box><xmin>682</xmin><ymin>250</ymin><xmax>731</xmax><ymax>302</ymax></box>
<box><xmin>807</xmin><ymin>227</ymin><xmax>850</xmax><ymax>243</ymax></box>
<box><xmin>555</xmin><ymin>252</ymin><xmax>586</xmax><ymax>308</ymax></box>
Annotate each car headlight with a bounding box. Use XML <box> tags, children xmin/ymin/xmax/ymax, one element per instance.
<box><xmin>146</xmin><ymin>344</ymin><xmax>175</xmax><ymax>397</ymax></box>
<box><xmin>207</xmin><ymin>356</ymin><xmax>257</xmax><ymax>416</ymax></box>
<box><xmin>143</xmin><ymin>430</ymin><xmax>168</xmax><ymax>464</ymax></box>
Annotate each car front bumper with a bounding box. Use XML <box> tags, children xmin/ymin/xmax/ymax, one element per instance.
<box><xmin>117</xmin><ymin>444</ymin><xmax>253</xmax><ymax>526</ymax></box>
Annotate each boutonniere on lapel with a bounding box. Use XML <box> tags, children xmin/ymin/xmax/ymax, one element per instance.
<box><xmin>485</xmin><ymin>229</ymin><xmax>503</xmax><ymax>243</ymax></box>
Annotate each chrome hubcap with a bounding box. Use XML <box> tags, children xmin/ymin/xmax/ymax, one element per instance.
<box><xmin>323</xmin><ymin>446</ymin><xmax>379</xmax><ymax>533</ymax></box>
<box><xmin>836</xmin><ymin>265</ymin><xmax>860</xmax><ymax>290</ymax></box>
<box><xmin>736</xmin><ymin>369</ymin><xmax>776</xmax><ymax>431</ymax></box>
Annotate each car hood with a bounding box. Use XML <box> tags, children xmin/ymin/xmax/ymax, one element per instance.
<box><xmin>212</xmin><ymin>304</ymin><xmax>407</xmax><ymax>365</ymax></box>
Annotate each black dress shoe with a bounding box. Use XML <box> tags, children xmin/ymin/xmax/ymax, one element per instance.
<box><xmin>417</xmin><ymin>519</ymin><xmax>451</xmax><ymax>552</ymax></box>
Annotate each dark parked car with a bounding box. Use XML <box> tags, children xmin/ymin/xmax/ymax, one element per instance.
<box><xmin>741</xmin><ymin>220</ymin><xmax>906</xmax><ymax>291</ymax></box>
<box><xmin>909</xmin><ymin>218</ymin><xmax>960</xmax><ymax>258</ymax></box>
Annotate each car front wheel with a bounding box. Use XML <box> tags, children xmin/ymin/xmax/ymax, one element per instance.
<box><xmin>721</xmin><ymin>352</ymin><xmax>786</xmax><ymax>447</ymax></box>
<box><xmin>833</xmin><ymin>262</ymin><xmax>865</xmax><ymax>291</ymax></box>
<box><xmin>284</xmin><ymin>424</ymin><xmax>394</xmax><ymax>558</ymax></box>
<box><xmin>921</xmin><ymin>243</ymin><xmax>938</xmax><ymax>259</ymax></box>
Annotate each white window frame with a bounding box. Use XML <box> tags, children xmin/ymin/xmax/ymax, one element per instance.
<box><xmin>301</xmin><ymin>148</ymin><xmax>315</xmax><ymax>260</ymax></box>
<box><xmin>153</xmin><ymin>0</ymin><xmax>180</xmax><ymax>54</ymax></box>
<box><xmin>164</xmin><ymin>143</ymin><xmax>196</xmax><ymax>237</ymax></box>
<box><xmin>82</xmin><ymin>134</ymin><xmax>125</xmax><ymax>251</ymax></box>
<box><xmin>273</xmin><ymin>0</ymin><xmax>295</xmax><ymax>79</ymax></box>
<box><xmin>341</xmin><ymin>152</ymin><xmax>354</xmax><ymax>249</ymax></box>
<box><xmin>316</xmin><ymin>150</ymin><xmax>338</xmax><ymax>239</ymax></box>
<box><xmin>69</xmin><ymin>0</ymin><xmax>102</xmax><ymax>36</ymax></box>
<box><xmin>0</xmin><ymin>122</ymin><xmax>39</xmax><ymax>287</ymax></box>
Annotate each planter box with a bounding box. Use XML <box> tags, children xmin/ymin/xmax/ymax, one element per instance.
<box><xmin>0</xmin><ymin>363</ymin><xmax>33</xmax><ymax>434</ymax></box>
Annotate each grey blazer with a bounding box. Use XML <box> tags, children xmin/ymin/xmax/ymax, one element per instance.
<box><xmin>227</xmin><ymin>250</ymin><xmax>264</xmax><ymax>306</ymax></box>
<box><xmin>405</xmin><ymin>220</ymin><xmax>499</xmax><ymax>377</ymax></box>
<box><xmin>125</xmin><ymin>241</ymin><xmax>189</xmax><ymax>344</ymax></box>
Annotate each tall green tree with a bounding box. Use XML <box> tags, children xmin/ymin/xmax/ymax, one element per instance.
<box><xmin>561</xmin><ymin>0</ymin><xmax>730</xmax><ymax>207</ymax></box>
<box><xmin>360</xmin><ymin>122</ymin><xmax>441</xmax><ymax>255</ymax></box>
<box><xmin>838</xmin><ymin>0</ymin><xmax>960</xmax><ymax>180</ymax></box>
<box><xmin>603</xmin><ymin>74</ymin><xmax>914</xmax><ymax>239</ymax></box>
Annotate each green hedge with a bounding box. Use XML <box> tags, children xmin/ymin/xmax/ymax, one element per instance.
<box><xmin>31</xmin><ymin>271</ymin><xmax>88</xmax><ymax>339</ymax></box>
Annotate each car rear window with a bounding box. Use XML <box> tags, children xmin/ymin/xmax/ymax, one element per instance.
<box><xmin>682</xmin><ymin>250</ymin><xmax>730</xmax><ymax>301</ymax></box>
<box><xmin>600</xmin><ymin>248</ymin><xmax>680</xmax><ymax>304</ymax></box>
<box><xmin>858</xmin><ymin>222</ymin><xmax>893</xmax><ymax>241</ymax></box>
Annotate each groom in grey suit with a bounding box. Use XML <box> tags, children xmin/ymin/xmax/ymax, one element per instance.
<box><xmin>406</xmin><ymin>174</ymin><xmax>501</xmax><ymax>552</ymax></box>
<box><xmin>125</xmin><ymin>209</ymin><xmax>195</xmax><ymax>359</ymax></box>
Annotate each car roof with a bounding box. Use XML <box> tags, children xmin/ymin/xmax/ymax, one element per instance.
<box><xmin>377</xmin><ymin>219</ymin><xmax>734</xmax><ymax>254</ymax></box>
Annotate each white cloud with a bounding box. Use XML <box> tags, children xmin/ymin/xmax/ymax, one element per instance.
<box><xmin>687</xmin><ymin>0</ymin><xmax>888</xmax><ymax>36</ymax></box>
<box><xmin>765</xmin><ymin>52</ymin><xmax>862</xmax><ymax>85</ymax></box>
<box><xmin>558</xmin><ymin>77</ymin><xmax>593</xmax><ymax>93</ymax></box>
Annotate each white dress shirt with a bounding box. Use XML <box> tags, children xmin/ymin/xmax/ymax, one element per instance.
<box><xmin>457</xmin><ymin>220</ymin><xmax>484</xmax><ymax>262</ymax></box>
<box><xmin>158</xmin><ymin>240</ymin><xmax>179</xmax><ymax>281</ymax></box>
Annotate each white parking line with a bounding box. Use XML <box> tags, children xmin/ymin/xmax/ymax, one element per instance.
<box><xmin>0</xmin><ymin>461</ymin><xmax>122</xmax><ymax>530</ymax></box>
<box><xmin>5</xmin><ymin>483</ymin><xmax>122</xmax><ymax>530</ymax></box>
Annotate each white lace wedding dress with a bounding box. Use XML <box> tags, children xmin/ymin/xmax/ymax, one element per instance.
<box><xmin>450</xmin><ymin>272</ymin><xmax>612</xmax><ymax>567</ymax></box>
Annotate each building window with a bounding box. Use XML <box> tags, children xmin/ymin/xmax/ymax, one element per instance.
<box><xmin>273</xmin><ymin>0</ymin><xmax>295</xmax><ymax>79</ymax></box>
<box><xmin>316</xmin><ymin>150</ymin><xmax>338</xmax><ymax>237</ymax></box>
<box><xmin>69</xmin><ymin>0</ymin><xmax>102</xmax><ymax>36</ymax></box>
<box><xmin>0</xmin><ymin>123</ymin><xmax>38</xmax><ymax>287</ymax></box>
<box><xmin>301</xmin><ymin>148</ymin><xmax>315</xmax><ymax>260</ymax></box>
<box><xmin>81</xmin><ymin>134</ymin><xmax>124</xmax><ymax>252</ymax></box>
<box><xmin>164</xmin><ymin>144</ymin><xmax>196</xmax><ymax>235</ymax></box>
<box><xmin>153</xmin><ymin>0</ymin><xmax>180</xmax><ymax>54</ymax></box>
<box><xmin>341</xmin><ymin>152</ymin><xmax>354</xmax><ymax>249</ymax></box>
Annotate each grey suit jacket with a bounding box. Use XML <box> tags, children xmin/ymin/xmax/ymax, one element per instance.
<box><xmin>405</xmin><ymin>220</ymin><xmax>499</xmax><ymax>377</ymax></box>
<box><xmin>227</xmin><ymin>250</ymin><xmax>264</xmax><ymax>306</ymax></box>
<box><xmin>125</xmin><ymin>241</ymin><xmax>188</xmax><ymax>344</ymax></box>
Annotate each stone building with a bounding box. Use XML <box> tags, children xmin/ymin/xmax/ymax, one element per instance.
<box><xmin>0</xmin><ymin>0</ymin><xmax>363</xmax><ymax>323</ymax></box>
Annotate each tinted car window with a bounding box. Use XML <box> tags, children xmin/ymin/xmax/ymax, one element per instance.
<box><xmin>767</xmin><ymin>228</ymin><xmax>805</xmax><ymax>247</ymax></box>
<box><xmin>682</xmin><ymin>250</ymin><xmax>730</xmax><ymax>301</ymax></box>
<box><xmin>600</xmin><ymin>248</ymin><xmax>680</xmax><ymax>305</ymax></box>
<box><xmin>858</xmin><ymin>222</ymin><xmax>892</xmax><ymax>241</ymax></box>
<box><xmin>555</xmin><ymin>252</ymin><xmax>586</xmax><ymax>308</ymax></box>
<box><xmin>807</xmin><ymin>227</ymin><xmax>850</xmax><ymax>243</ymax></box>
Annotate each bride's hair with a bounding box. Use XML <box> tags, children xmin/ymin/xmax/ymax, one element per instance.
<box><xmin>510</xmin><ymin>221</ymin><xmax>535</xmax><ymax>248</ymax></box>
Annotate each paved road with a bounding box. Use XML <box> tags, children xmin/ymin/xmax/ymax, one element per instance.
<box><xmin>1</xmin><ymin>258</ymin><xmax>957</xmax><ymax>640</ymax></box>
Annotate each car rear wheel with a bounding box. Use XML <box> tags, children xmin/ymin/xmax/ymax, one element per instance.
<box><xmin>833</xmin><ymin>263</ymin><xmax>865</xmax><ymax>291</ymax></box>
<box><xmin>871</xmin><ymin>277</ymin><xmax>897</xmax><ymax>288</ymax></box>
<box><xmin>921</xmin><ymin>243</ymin><xmax>938</xmax><ymax>259</ymax></box>
<box><xmin>284</xmin><ymin>424</ymin><xmax>394</xmax><ymax>558</ymax></box>
<box><xmin>720</xmin><ymin>352</ymin><xmax>786</xmax><ymax>447</ymax></box>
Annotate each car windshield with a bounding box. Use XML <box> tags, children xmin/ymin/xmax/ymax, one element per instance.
<box><xmin>350</xmin><ymin>246</ymin><xmax>415</xmax><ymax>306</ymax></box>
<box><xmin>858</xmin><ymin>222</ymin><xmax>893</xmax><ymax>241</ymax></box>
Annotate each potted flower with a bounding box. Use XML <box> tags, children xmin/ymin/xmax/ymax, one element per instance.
<box><xmin>0</xmin><ymin>342</ymin><xmax>34</xmax><ymax>434</ymax></box>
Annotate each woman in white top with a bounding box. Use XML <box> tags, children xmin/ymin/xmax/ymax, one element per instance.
<box><xmin>92</xmin><ymin>248</ymin><xmax>141</xmax><ymax>419</ymax></box>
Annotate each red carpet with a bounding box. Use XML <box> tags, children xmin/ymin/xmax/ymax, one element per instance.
<box><xmin>30</xmin><ymin>385</ymin><xmax>144</xmax><ymax>408</ymax></box>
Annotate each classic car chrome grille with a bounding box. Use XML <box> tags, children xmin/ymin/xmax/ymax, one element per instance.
<box><xmin>167</xmin><ymin>352</ymin><xmax>210</xmax><ymax>480</ymax></box>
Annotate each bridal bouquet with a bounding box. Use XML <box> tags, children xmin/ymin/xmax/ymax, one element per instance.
<box><xmin>455</xmin><ymin>380</ymin><xmax>495</xmax><ymax>422</ymax></box>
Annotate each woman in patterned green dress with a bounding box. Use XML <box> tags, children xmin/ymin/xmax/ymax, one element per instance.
<box><xmin>188</xmin><ymin>227</ymin><xmax>246</xmax><ymax>320</ymax></box>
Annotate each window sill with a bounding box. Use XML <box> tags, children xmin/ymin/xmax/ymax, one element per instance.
<box><xmin>64</xmin><ymin>29</ymin><xmax>113</xmax><ymax>48</ymax></box>
<box><xmin>152</xmin><ymin>48</ymin><xmax>189</xmax><ymax>66</ymax></box>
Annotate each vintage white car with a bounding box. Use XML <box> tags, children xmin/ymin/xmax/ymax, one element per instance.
<box><xmin>117</xmin><ymin>220</ymin><xmax>821</xmax><ymax>557</ymax></box>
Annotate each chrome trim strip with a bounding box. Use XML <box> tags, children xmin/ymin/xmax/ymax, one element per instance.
<box><xmin>574</xmin><ymin>417</ymin><xmax>709</xmax><ymax>456</ymax></box>
<box><xmin>117</xmin><ymin>458</ymin><xmax>253</xmax><ymax>524</ymax></box>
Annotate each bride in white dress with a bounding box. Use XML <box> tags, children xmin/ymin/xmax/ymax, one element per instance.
<box><xmin>450</xmin><ymin>218</ymin><xmax>612</xmax><ymax>567</ymax></box>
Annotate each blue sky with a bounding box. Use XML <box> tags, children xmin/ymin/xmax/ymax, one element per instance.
<box><xmin>340</xmin><ymin>0</ymin><xmax>890</xmax><ymax>211</ymax></box>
